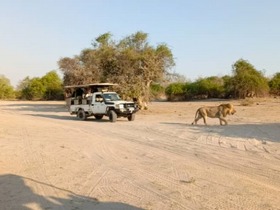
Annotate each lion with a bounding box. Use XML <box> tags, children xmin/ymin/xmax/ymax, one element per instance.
<box><xmin>191</xmin><ymin>103</ymin><xmax>236</xmax><ymax>125</ymax></box>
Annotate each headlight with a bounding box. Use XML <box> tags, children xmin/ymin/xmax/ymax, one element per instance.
<box><xmin>118</xmin><ymin>104</ymin><xmax>124</xmax><ymax>109</ymax></box>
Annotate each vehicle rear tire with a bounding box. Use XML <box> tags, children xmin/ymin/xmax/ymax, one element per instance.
<box><xmin>77</xmin><ymin>109</ymin><xmax>87</xmax><ymax>121</ymax></box>
<box><xmin>109</xmin><ymin>110</ymin><xmax>117</xmax><ymax>122</ymax></box>
<box><xmin>128</xmin><ymin>113</ymin><xmax>135</xmax><ymax>121</ymax></box>
<box><xmin>94</xmin><ymin>114</ymin><xmax>104</xmax><ymax>120</ymax></box>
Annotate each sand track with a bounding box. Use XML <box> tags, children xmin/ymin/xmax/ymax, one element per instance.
<box><xmin>0</xmin><ymin>99</ymin><xmax>280</xmax><ymax>210</ymax></box>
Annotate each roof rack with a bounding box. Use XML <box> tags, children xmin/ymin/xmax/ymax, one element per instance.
<box><xmin>64</xmin><ymin>83</ymin><xmax>117</xmax><ymax>89</ymax></box>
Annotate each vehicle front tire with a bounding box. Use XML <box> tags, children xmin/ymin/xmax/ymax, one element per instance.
<box><xmin>77</xmin><ymin>109</ymin><xmax>87</xmax><ymax>121</ymax></box>
<box><xmin>109</xmin><ymin>110</ymin><xmax>117</xmax><ymax>122</ymax></box>
<box><xmin>128</xmin><ymin>113</ymin><xmax>135</xmax><ymax>121</ymax></box>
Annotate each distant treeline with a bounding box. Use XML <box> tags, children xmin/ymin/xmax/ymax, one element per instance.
<box><xmin>164</xmin><ymin>59</ymin><xmax>280</xmax><ymax>101</ymax></box>
<box><xmin>1</xmin><ymin>59</ymin><xmax>280</xmax><ymax>101</ymax></box>
<box><xmin>0</xmin><ymin>71</ymin><xmax>64</xmax><ymax>100</ymax></box>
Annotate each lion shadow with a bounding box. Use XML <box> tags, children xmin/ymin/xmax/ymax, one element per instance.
<box><xmin>160</xmin><ymin>121</ymin><xmax>280</xmax><ymax>143</ymax></box>
<box><xmin>0</xmin><ymin>174</ymin><xmax>143</xmax><ymax>210</ymax></box>
<box><xmin>188</xmin><ymin>122</ymin><xmax>280</xmax><ymax>143</ymax></box>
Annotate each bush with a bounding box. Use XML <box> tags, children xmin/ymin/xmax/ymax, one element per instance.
<box><xmin>150</xmin><ymin>83</ymin><xmax>165</xmax><ymax>100</ymax></box>
<box><xmin>17</xmin><ymin>71</ymin><xmax>64</xmax><ymax>100</ymax></box>
<box><xmin>231</xmin><ymin>59</ymin><xmax>269</xmax><ymax>98</ymax></box>
<box><xmin>0</xmin><ymin>75</ymin><xmax>15</xmax><ymax>99</ymax></box>
<box><xmin>165</xmin><ymin>82</ymin><xmax>185</xmax><ymax>101</ymax></box>
<box><xmin>269</xmin><ymin>73</ymin><xmax>280</xmax><ymax>96</ymax></box>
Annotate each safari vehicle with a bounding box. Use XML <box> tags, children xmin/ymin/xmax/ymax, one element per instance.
<box><xmin>64</xmin><ymin>83</ymin><xmax>138</xmax><ymax>122</ymax></box>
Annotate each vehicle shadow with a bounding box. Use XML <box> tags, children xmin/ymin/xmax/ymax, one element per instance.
<box><xmin>186</xmin><ymin>123</ymin><xmax>280</xmax><ymax>143</ymax></box>
<box><xmin>0</xmin><ymin>174</ymin><xmax>143</xmax><ymax>210</ymax></box>
<box><xmin>27</xmin><ymin>114</ymin><xmax>111</xmax><ymax>123</ymax></box>
<box><xmin>27</xmin><ymin>113</ymin><xmax>132</xmax><ymax>123</ymax></box>
<box><xmin>27</xmin><ymin>113</ymin><xmax>77</xmax><ymax>121</ymax></box>
<box><xmin>1</xmin><ymin>102</ymin><xmax>66</xmax><ymax>113</ymax></box>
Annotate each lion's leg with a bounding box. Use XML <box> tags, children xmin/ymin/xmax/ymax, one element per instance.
<box><xmin>192</xmin><ymin>116</ymin><xmax>202</xmax><ymax>125</ymax></box>
<box><xmin>192</xmin><ymin>110</ymin><xmax>201</xmax><ymax>125</ymax></box>
<box><xmin>202</xmin><ymin>115</ymin><xmax>207</xmax><ymax>125</ymax></box>
<box><xmin>219</xmin><ymin>118</ymin><xmax>228</xmax><ymax>125</ymax></box>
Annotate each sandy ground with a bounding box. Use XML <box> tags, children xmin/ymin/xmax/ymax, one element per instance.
<box><xmin>0</xmin><ymin>99</ymin><xmax>280</xmax><ymax>210</ymax></box>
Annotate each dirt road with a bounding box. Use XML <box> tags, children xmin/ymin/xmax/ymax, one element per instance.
<box><xmin>0</xmin><ymin>99</ymin><xmax>279</xmax><ymax>210</ymax></box>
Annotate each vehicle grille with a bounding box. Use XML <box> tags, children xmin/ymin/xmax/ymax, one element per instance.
<box><xmin>124</xmin><ymin>103</ymin><xmax>135</xmax><ymax>108</ymax></box>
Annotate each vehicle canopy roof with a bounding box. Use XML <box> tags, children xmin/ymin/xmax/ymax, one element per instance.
<box><xmin>64</xmin><ymin>83</ymin><xmax>117</xmax><ymax>89</ymax></box>
<box><xmin>64</xmin><ymin>83</ymin><xmax>118</xmax><ymax>98</ymax></box>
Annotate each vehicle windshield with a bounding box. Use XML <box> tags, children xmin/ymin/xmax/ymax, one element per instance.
<box><xmin>103</xmin><ymin>93</ymin><xmax>121</xmax><ymax>101</ymax></box>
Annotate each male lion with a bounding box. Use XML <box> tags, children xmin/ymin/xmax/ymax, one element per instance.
<box><xmin>191</xmin><ymin>103</ymin><xmax>236</xmax><ymax>125</ymax></box>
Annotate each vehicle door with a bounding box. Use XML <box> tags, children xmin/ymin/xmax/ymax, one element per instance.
<box><xmin>91</xmin><ymin>94</ymin><xmax>106</xmax><ymax>114</ymax></box>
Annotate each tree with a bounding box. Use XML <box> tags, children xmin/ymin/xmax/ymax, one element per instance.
<box><xmin>269</xmin><ymin>72</ymin><xmax>280</xmax><ymax>95</ymax></box>
<box><xmin>0</xmin><ymin>75</ymin><xmax>15</xmax><ymax>99</ymax></box>
<box><xmin>19</xmin><ymin>77</ymin><xmax>45</xmax><ymax>100</ymax></box>
<box><xmin>185</xmin><ymin>77</ymin><xmax>224</xmax><ymax>99</ymax></box>
<box><xmin>164</xmin><ymin>72</ymin><xmax>187</xmax><ymax>84</ymax></box>
<box><xmin>187</xmin><ymin>79</ymin><xmax>209</xmax><ymax>99</ymax></box>
<box><xmin>150</xmin><ymin>83</ymin><xmax>165</xmax><ymax>100</ymax></box>
<box><xmin>58</xmin><ymin>31</ymin><xmax>175</xmax><ymax>109</ymax></box>
<box><xmin>17</xmin><ymin>71</ymin><xmax>63</xmax><ymax>100</ymax></box>
<box><xmin>222</xmin><ymin>75</ymin><xmax>235</xmax><ymax>98</ymax></box>
<box><xmin>203</xmin><ymin>76</ymin><xmax>225</xmax><ymax>98</ymax></box>
<box><xmin>58</xmin><ymin>56</ymin><xmax>89</xmax><ymax>85</ymax></box>
<box><xmin>231</xmin><ymin>59</ymin><xmax>269</xmax><ymax>98</ymax></box>
<box><xmin>41</xmin><ymin>71</ymin><xmax>64</xmax><ymax>100</ymax></box>
<box><xmin>17</xmin><ymin>77</ymin><xmax>31</xmax><ymax>99</ymax></box>
<box><xmin>165</xmin><ymin>82</ymin><xmax>186</xmax><ymax>101</ymax></box>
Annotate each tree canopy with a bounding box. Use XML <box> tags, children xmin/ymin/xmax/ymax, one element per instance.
<box><xmin>269</xmin><ymin>72</ymin><xmax>280</xmax><ymax>95</ymax></box>
<box><xmin>231</xmin><ymin>59</ymin><xmax>269</xmax><ymax>98</ymax></box>
<box><xmin>17</xmin><ymin>71</ymin><xmax>63</xmax><ymax>100</ymax></box>
<box><xmin>58</xmin><ymin>31</ymin><xmax>175</xmax><ymax>106</ymax></box>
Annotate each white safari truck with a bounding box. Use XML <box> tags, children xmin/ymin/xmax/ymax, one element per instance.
<box><xmin>64</xmin><ymin>83</ymin><xmax>138</xmax><ymax>122</ymax></box>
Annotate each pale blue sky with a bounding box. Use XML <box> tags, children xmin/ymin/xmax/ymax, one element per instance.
<box><xmin>1</xmin><ymin>0</ymin><xmax>279</xmax><ymax>86</ymax></box>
